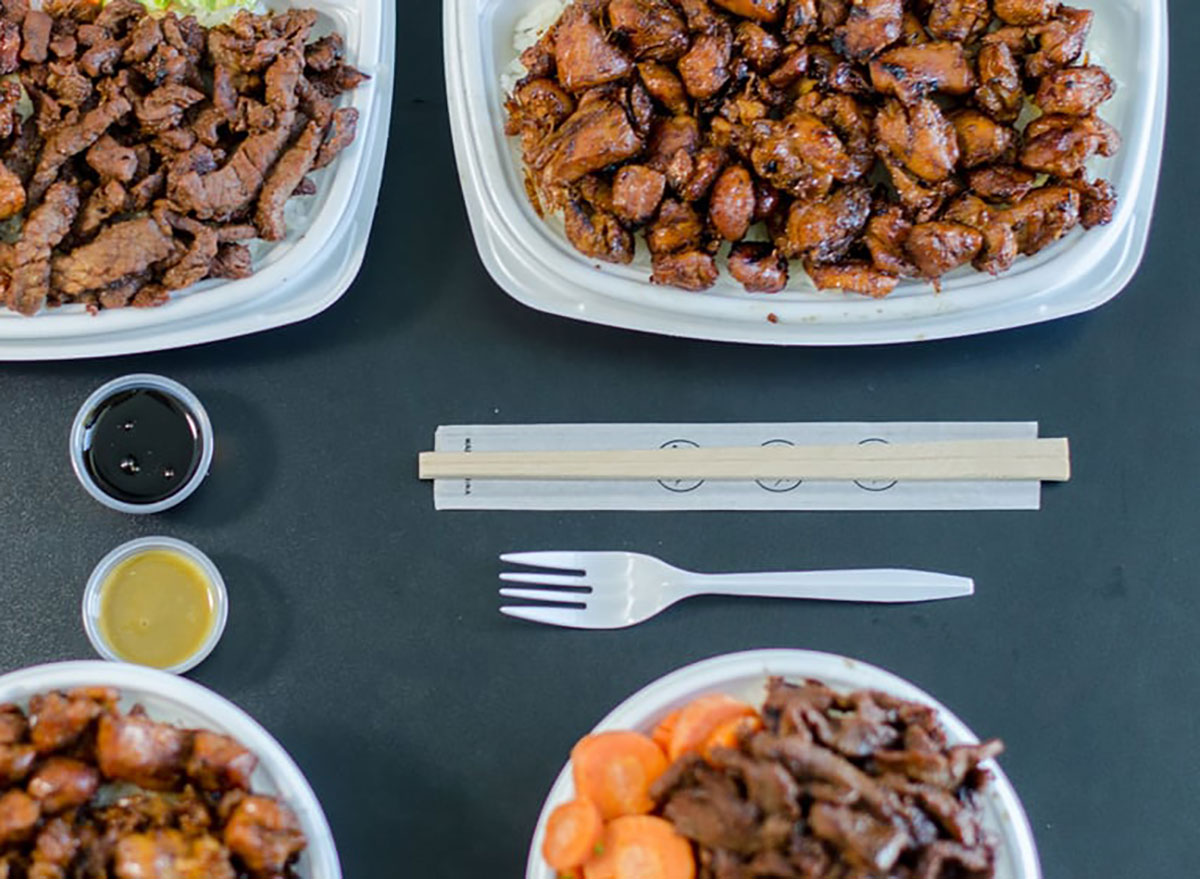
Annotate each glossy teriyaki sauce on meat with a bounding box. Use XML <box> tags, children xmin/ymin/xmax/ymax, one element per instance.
<box><xmin>0</xmin><ymin>0</ymin><xmax>369</xmax><ymax>316</ymax></box>
<box><xmin>0</xmin><ymin>687</ymin><xmax>306</xmax><ymax>878</ymax></box>
<box><xmin>505</xmin><ymin>0</ymin><xmax>1119</xmax><ymax>297</ymax></box>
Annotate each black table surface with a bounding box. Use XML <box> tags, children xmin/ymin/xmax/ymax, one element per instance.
<box><xmin>1</xmin><ymin>4</ymin><xmax>1195</xmax><ymax>876</ymax></box>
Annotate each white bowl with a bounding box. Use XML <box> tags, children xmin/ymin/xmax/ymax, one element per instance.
<box><xmin>81</xmin><ymin>537</ymin><xmax>230</xmax><ymax>676</ymax></box>
<box><xmin>524</xmin><ymin>649</ymin><xmax>1041</xmax><ymax>879</ymax></box>
<box><xmin>0</xmin><ymin>661</ymin><xmax>341</xmax><ymax>879</ymax></box>
<box><xmin>446</xmin><ymin>0</ymin><xmax>1167</xmax><ymax>345</ymax></box>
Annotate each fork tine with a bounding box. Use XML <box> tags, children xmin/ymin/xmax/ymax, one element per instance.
<box><xmin>499</xmin><ymin>605</ymin><xmax>598</xmax><ymax>629</ymax></box>
<box><xmin>498</xmin><ymin>588</ymin><xmax>588</xmax><ymax>603</ymax></box>
<box><xmin>499</xmin><ymin>551</ymin><xmax>588</xmax><ymax>571</ymax></box>
<box><xmin>499</xmin><ymin>572</ymin><xmax>587</xmax><ymax>588</ymax></box>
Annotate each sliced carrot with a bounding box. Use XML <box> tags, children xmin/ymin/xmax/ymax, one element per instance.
<box><xmin>582</xmin><ymin>815</ymin><xmax>696</xmax><ymax>879</ymax></box>
<box><xmin>650</xmin><ymin>710</ymin><xmax>681</xmax><ymax>756</ymax></box>
<box><xmin>572</xmin><ymin>731</ymin><xmax>669</xmax><ymax>820</ymax></box>
<box><xmin>543</xmin><ymin>798</ymin><xmax>604</xmax><ymax>872</ymax></box>
<box><xmin>667</xmin><ymin>694</ymin><xmax>758</xmax><ymax>761</ymax></box>
<box><xmin>702</xmin><ymin>714</ymin><xmax>763</xmax><ymax>760</ymax></box>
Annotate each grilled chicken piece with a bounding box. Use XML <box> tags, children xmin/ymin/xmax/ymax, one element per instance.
<box><xmin>999</xmin><ymin>184</ymin><xmax>1081</xmax><ymax>255</ymax></box>
<box><xmin>553</xmin><ymin>5</ymin><xmax>634</xmax><ymax>92</ymax></box>
<box><xmin>712</xmin><ymin>0</ymin><xmax>786</xmax><ymax>22</ymax></box>
<box><xmin>1019</xmin><ymin>113</ymin><xmax>1120</xmax><ymax>177</ymax></box>
<box><xmin>646</xmin><ymin>114</ymin><xmax>701</xmax><ymax>170</ymax></box>
<box><xmin>651</xmin><ymin>249</ymin><xmax>720</xmax><ymax>289</ymax></box>
<box><xmin>899</xmin><ymin>10</ymin><xmax>927</xmax><ymax>44</ymax></box>
<box><xmin>505</xmin><ymin>78</ymin><xmax>575</xmax><ymax>142</ymax></box>
<box><xmin>1035</xmin><ymin>66</ymin><xmax>1115</xmax><ymax>116</ymax></box>
<box><xmin>749</xmin><ymin>118</ymin><xmax>834</xmax><ymax>199</ymax></box>
<box><xmin>1027</xmin><ymin>7</ymin><xmax>1092</xmax><ymax>77</ymax></box>
<box><xmin>735</xmin><ymin>21</ymin><xmax>782</xmax><ymax>71</ymax></box>
<box><xmin>709</xmin><ymin>165</ymin><xmax>756</xmax><ymax>240</ymax></box>
<box><xmin>29</xmin><ymin>690</ymin><xmax>109</xmax><ymax>754</ymax></box>
<box><xmin>728</xmin><ymin>242</ymin><xmax>788</xmax><ymax>292</ymax></box>
<box><xmin>27</xmin><ymin>758</ymin><xmax>100</xmax><ymax>814</ymax></box>
<box><xmin>993</xmin><ymin>0</ymin><xmax>1055</xmax><ymax>25</ymax></box>
<box><xmin>942</xmin><ymin>194</ymin><xmax>1019</xmax><ymax>274</ymax></box>
<box><xmin>1062</xmin><ymin>174</ymin><xmax>1117</xmax><ymax>228</ymax></box>
<box><xmin>864</xmin><ymin>204</ymin><xmax>916</xmax><ymax>276</ymax></box>
<box><xmin>832</xmin><ymin>0</ymin><xmax>901</xmax><ymax>62</ymax></box>
<box><xmin>0</xmin><ymin>706</ymin><xmax>26</xmax><ymax>745</ymax></box>
<box><xmin>0</xmin><ymin>791</ymin><xmax>39</xmax><ymax>846</ymax></box>
<box><xmin>97</xmin><ymin>713</ymin><xmax>190</xmax><ymax>791</ymax></box>
<box><xmin>883</xmin><ymin>159</ymin><xmax>959</xmax><ymax>222</ymax></box>
<box><xmin>794</xmin><ymin>91</ymin><xmax>875</xmax><ymax>181</ymax></box>
<box><xmin>779</xmin><ymin>184</ymin><xmax>871</xmax><ymax>262</ymax></box>
<box><xmin>966</xmin><ymin>164</ymin><xmax>1038</xmax><ymax>202</ymax></box>
<box><xmin>678</xmin><ymin>25</ymin><xmax>733</xmax><ymax>99</ymax></box>
<box><xmin>612</xmin><ymin>164</ymin><xmax>667</xmax><ymax>223</ymax></box>
<box><xmin>224</xmin><ymin>796</ymin><xmax>306</xmax><ymax>878</ymax></box>
<box><xmin>806</xmin><ymin>260</ymin><xmax>898</xmax><ymax>297</ymax></box>
<box><xmin>115</xmin><ymin>830</ymin><xmax>236</xmax><ymax>879</ymax></box>
<box><xmin>564</xmin><ymin>198</ymin><xmax>635</xmax><ymax>264</ymax></box>
<box><xmin>950</xmin><ymin>110</ymin><xmax>1013</xmax><ymax>168</ymax></box>
<box><xmin>869</xmin><ymin>42</ymin><xmax>975</xmax><ymax>103</ymax></box>
<box><xmin>0</xmin><ymin>744</ymin><xmax>34</xmax><ymax>787</ymax></box>
<box><xmin>675</xmin><ymin>146</ymin><xmax>727</xmax><ymax>200</ymax></box>
<box><xmin>874</xmin><ymin>99</ymin><xmax>959</xmax><ymax>183</ymax></box>
<box><xmin>608</xmin><ymin>0</ymin><xmax>689</xmax><ymax>61</ymax></box>
<box><xmin>806</xmin><ymin>43</ymin><xmax>871</xmax><ymax>94</ymax></box>
<box><xmin>535</xmin><ymin>91</ymin><xmax>644</xmax><ymax>186</ymax></box>
<box><xmin>925</xmin><ymin>0</ymin><xmax>990</xmax><ymax>42</ymax></box>
<box><xmin>186</xmin><ymin>731</ymin><xmax>259</xmax><ymax>792</ymax></box>
<box><xmin>974</xmin><ymin>42</ymin><xmax>1023</xmax><ymax>123</ymax></box>
<box><xmin>904</xmin><ymin>221</ymin><xmax>983</xmax><ymax>279</ymax></box>
<box><xmin>817</xmin><ymin>0</ymin><xmax>851</xmax><ymax>30</ymax></box>
<box><xmin>648</xmin><ymin>198</ymin><xmax>705</xmax><ymax>253</ymax></box>
<box><xmin>638</xmin><ymin>61</ymin><xmax>689</xmax><ymax>114</ymax></box>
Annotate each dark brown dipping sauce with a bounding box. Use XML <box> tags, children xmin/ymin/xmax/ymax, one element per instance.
<box><xmin>83</xmin><ymin>389</ymin><xmax>201</xmax><ymax>505</ymax></box>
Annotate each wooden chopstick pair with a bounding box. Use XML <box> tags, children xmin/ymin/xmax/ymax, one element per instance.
<box><xmin>418</xmin><ymin>438</ymin><xmax>1071</xmax><ymax>483</ymax></box>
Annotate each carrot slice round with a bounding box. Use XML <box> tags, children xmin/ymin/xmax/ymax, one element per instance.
<box><xmin>650</xmin><ymin>710</ymin><xmax>680</xmax><ymax>756</ymax></box>
<box><xmin>667</xmin><ymin>694</ymin><xmax>758</xmax><ymax>761</ymax></box>
<box><xmin>572</xmin><ymin>731</ymin><xmax>669</xmax><ymax>820</ymax></box>
<box><xmin>582</xmin><ymin>815</ymin><xmax>696</xmax><ymax>879</ymax></box>
<box><xmin>702</xmin><ymin>714</ymin><xmax>763</xmax><ymax>760</ymax></box>
<box><xmin>543</xmin><ymin>798</ymin><xmax>604</xmax><ymax>872</ymax></box>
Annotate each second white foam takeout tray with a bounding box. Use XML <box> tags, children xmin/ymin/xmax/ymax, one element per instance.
<box><xmin>0</xmin><ymin>0</ymin><xmax>395</xmax><ymax>360</ymax></box>
<box><xmin>446</xmin><ymin>0</ymin><xmax>1167</xmax><ymax>345</ymax></box>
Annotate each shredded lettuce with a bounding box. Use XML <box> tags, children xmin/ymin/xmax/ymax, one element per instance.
<box><xmin>119</xmin><ymin>0</ymin><xmax>262</xmax><ymax>24</ymax></box>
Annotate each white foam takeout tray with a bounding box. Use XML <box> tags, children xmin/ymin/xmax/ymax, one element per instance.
<box><xmin>524</xmin><ymin>649</ymin><xmax>1042</xmax><ymax>879</ymax></box>
<box><xmin>0</xmin><ymin>661</ymin><xmax>341</xmax><ymax>877</ymax></box>
<box><xmin>446</xmin><ymin>0</ymin><xmax>1167</xmax><ymax>345</ymax></box>
<box><xmin>0</xmin><ymin>0</ymin><xmax>395</xmax><ymax>360</ymax></box>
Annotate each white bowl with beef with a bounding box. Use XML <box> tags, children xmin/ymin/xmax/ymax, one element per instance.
<box><xmin>524</xmin><ymin>649</ymin><xmax>1041</xmax><ymax>879</ymax></box>
<box><xmin>446</xmin><ymin>0</ymin><xmax>1167</xmax><ymax>345</ymax></box>
<box><xmin>0</xmin><ymin>660</ymin><xmax>340</xmax><ymax>878</ymax></box>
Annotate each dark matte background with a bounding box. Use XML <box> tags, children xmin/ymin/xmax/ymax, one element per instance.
<box><xmin>0</xmin><ymin>3</ymin><xmax>1194</xmax><ymax>877</ymax></box>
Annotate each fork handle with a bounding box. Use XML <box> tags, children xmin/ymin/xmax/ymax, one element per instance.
<box><xmin>679</xmin><ymin>569</ymin><xmax>973</xmax><ymax>604</ymax></box>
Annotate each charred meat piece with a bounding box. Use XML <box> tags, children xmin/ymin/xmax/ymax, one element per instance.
<box><xmin>734</xmin><ymin>21</ymin><xmax>781</xmax><ymax>72</ymax></box>
<box><xmin>1062</xmin><ymin>173</ymin><xmax>1117</xmax><ymax>228</ymax></box>
<box><xmin>1000</xmin><ymin>183</ymin><xmax>1081</xmax><ymax>254</ymax></box>
<box><xmin>712</xmin><ymin>0</ymin><xmax>785</xmax><ymax>23</ymax></box>
<box><xmin>865</xmin><ymin>204</ymin><xmax>916</xmax><ymax>275</ymax></box>
<box><xmin>612</xmin><ymin>164</ymin><xmax>666</xmax><ymax>224</ymax></box>
<box><xmin>869</xmin><ymin>41</ymin><xmax>975</xmax><ymax>103</ymax></box>
<box><xmin>1027</xmin><ymin>7</ymin><xmax>1092</xmax><ymax>77</ymax></box>
<box><xmin>535</xmin><ymin>91</ymin><xmax>643</xmax><ymax>186</ymax></box>
<box><xmin>677</xmin><ymin>25</ymin><xmax>733</xmax><ymax>99</ymax></box>
<box><xmin>709</xmin><ymin>164</ymin><xmax>756</xmax><ymax>240</ymax></box>
<box><xmin>638</xmin><ymin>61</ymin><xmax>688</xmax><ymax>114</ymax></box>
<box><xmin>779</xmin><ymin>184</ymin><xmax>871</xmax><ymax>262</ymax></box>
<box><xmin>0</xmin><ymin>706</ymin><xmax>27</xmax><ymax>745</ymax></box>
<box><xmin>728</xmin><ymin>242</ymin><xmax>788</xmax><ymax>292</ymax></box>
<box><xmin>883</xmin><ymin>158</ymin><xmax>958</xmax><ymax>222</ymax></box>
<box><xmin>1019</xmin><ymin>112</ymin><xmax>1120</xmax><ymax>177</ymax></box>
<box><xmin>942</xmin><ymin>193</ymin><xmax>1019</xmax><ymax>273</ymax></box>
<box><xmin>554</xmin><ymin>5</ymin><xmax>633</xmax><ymax>92</ymax></box>
<box><xmin>27</xmin><ymin>757</ymin><xmax>100</xmax><ymax>814</ymax></box>
<box><xmin>1035</xmin><ymin>65</ymin><xmax>1115</xmax><ymax>116</ymax></box>
<box><xmin>0</xmin><ymin>744</ymin><xmax>35</xmax><ymax>787</ymax></box>
<box><xmin>0</xmin><ymin>791</ymin><xmax>39</xmax><ymax>846</ymax></box>
<box><xmin>608</xmin><ymin>0</ymin><xmax>689</xmax><ymax>61</ymax></box>
<box><xmin>648</xmin><ymin>197</ymin><xmax>704</xmax><ymax>254</ymax></box>
<box><xmin>974</xmin><ymin>42</ymin><xmax>1023</xmax><ymax>123</ymax></box>
<box><xmin>925</xmin><ymin>0</ymin><xmax>990</xmax><ymax>42</ymax></box>
<box><xmin>256</xmin><ymin>120</ymin><xmax>322</xmax><ymax>241</ymax></box>
<box><xmin>95</xmin><ymin>711</ymin><xmax>191</xmax><ymax>791</ymax></box>
<box><xmin>0</xmin><ymin>161</ymin><xmax>24</xmax><ymax>220</ymax></box>
<box><xmin>904</xmin><ymin>221</ymin><xmax>984</xmax><ymax>279</ymax></box>
<box><xmin>832</xmin><ymin>0</ymin><xmax>902</xmax><ymax>62</ymax></box>
<box><xmin>6</xmin><ymin>181</ymin><xmax>78</xmax><ymax>316</ymax></box>
<box><xmin>809</xmin><ymin>802</ymin><xmax>909</xmax><ymax>872</ymax></box>
<box><xmin>807</xmin><ymin>260</ymin><xmax>898</xmax><ymax>297</ymax></box>
<box><xmin>645</xmin><ymin>114</ymin><xmax>700</xmax><ymax>171</ymax></box>
<box><xmin>28</xmin><ymin>90</ymin><xmax>131</xmax><ymax>203</ymax></box>
<box><xmin>874</xmin><ymin>98</ymin><xmax>959</xmax><ymax>182</ymax></box>
<box><xmin>22</xmin><ymin>10</ymin><xmax>52</xmax><ymax>63</ymax></box>
<box><xmin>564</xmin><ymin>198</ymin><xmax>635</xmax><ymax>264</ymax></box>
<box><xmin>651</xmin><ymin>249</ymin><xmax>719</xmax><ymax>290</ymax></box>
<box><xmin>314</xmin><ymin>107</ymin><xmax>358</xmax><ymax>170</ymax></box>
<box><xmin>224</xmin><ymin>796</ymin><xmax>306</xmax><ymax>878</ymax></box>
<box><xmin>994</xmin><ymin>0</ymin><xmax>1056</xmax><ymax>25</ymax></box>
<box><xmin>967</xmin><ymin>164</ymin><xmax>1038</xmax><ymax>202</ymax></box>
<box><xmin>114</xmin><ymin>830</ymin><xmax>236</xmax><ymax>879</ymax></box>
<box><xmin>951</xmin><ymin>109</ymin><xmax>1014</xmax><ymax>168</ymax></box>
<box><xmin>186</xmin><ymin>730</ymin><xmax>259</xmax><ymax>792</ymax></box>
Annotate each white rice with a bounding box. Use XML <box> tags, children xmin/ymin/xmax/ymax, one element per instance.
<box><xmin>502</xmin><ymin>0</ymin><xmax>568</xmax><ymax>94</ymax></box>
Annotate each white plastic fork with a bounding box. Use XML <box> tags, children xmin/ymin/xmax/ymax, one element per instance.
<box><xmin>499</xmin><ymin>552</ymin><xmax>974</xmax><ymax>630</ymax></box>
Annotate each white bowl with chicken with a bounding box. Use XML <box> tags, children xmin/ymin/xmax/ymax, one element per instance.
<box><xmin>523</xmin><ymin>649</ymin><xmax>1041</xmax><ymax>879</ymax></box>
<box><xmin>0</xmin><ymin>661</ymin><xmax>340</xmax><ymax>878</ymax></box>
<box><xmin>446</xmin><ymin>0</ymin><xmax>1167</xmax><ymax>345</ymax></box>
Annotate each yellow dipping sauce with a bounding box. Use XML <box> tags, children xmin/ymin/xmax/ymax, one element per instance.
<box><xmin>97</xmin><ymin>549</ymin><xmax>216</xmax><ymax>669</ymax></box>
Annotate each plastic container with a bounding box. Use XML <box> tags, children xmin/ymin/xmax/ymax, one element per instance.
<box><xmin>82</xmin><ymin>536</ymin><xmax>229</xmax><ymax>675</ymax></box>
<box><xmin>0</xmin><ymin>0</ymin><xmax>395</xmax><ymax>361</ymax></box>
<box><xmin>0</xmin><ymin>661</ymin><xmax>340</xmax><ymax>878</ymax></box>
<box><xmin>69</xmin><ymin>374</ymin><xmax>214</xmax><ymax>515</ymax></box>
<box><xmin>446</xmin><ymin>0</ymin><xmax>1168</xmax><ymax>346</ymax></box>
<box><xmin>524</xmin><ymin>649</ymin><xmax>1041</xmax><ymax>879</ymax></box>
